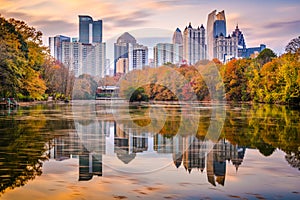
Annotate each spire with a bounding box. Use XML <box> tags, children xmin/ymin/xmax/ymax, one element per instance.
<box><xmin>175</xmin><ymin>27</ymin><xmax>181</xmax><ymax>32</ymax></box>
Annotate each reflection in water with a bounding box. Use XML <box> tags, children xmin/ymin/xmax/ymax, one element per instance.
<box><xmin>0</xmin><ymin>102</ymin><xmax>299</xmax><ymax>197</ymax></box>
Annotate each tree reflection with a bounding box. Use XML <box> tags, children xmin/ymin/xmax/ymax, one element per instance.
<box><xmin>0</xmin><ymin>105</ymin><xmax>74</xmax><ymax>195</ymax></box>
<box><xmin>0</xmin><ymin>102</ymin><xmax>299</xmax><ymax>195</ymax></box>
<box><xmin>122</xmin><ymin>103</ymin><xmax>300</xmax><ymax>169</ymax></box>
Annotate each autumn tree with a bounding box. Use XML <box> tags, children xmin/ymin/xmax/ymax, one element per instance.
<box><xmin>222</xmin><ymin>59</ymin><xmax>253</xmax><ymax>101</ymax></box>
<box><xmin>0</xmin><ymin>16</ymin><xmax>47</xmax><ymax>100</ymax></box>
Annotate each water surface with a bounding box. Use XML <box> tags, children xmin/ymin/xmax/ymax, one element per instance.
<box><xmin>0</xmin><ymin>101</ymin><xmax>299</xmax><ymax>199</ymax></box>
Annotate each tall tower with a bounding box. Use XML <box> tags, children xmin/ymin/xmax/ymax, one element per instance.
<box><xmin>79</xmin><ymin>15</ymin><xmax>102</xmax><ymax>44</ymax></box>
<box><xmin>183</xmin><ymin>22</ymin><xmax>206</xmax><ymax>65</ymax></box>
<box><xmin>114</xmin><ymin>32</ymin><xmax>137</xmax><ymax>74</ymax></box>
<box><xmin>49</xmin><ymin>35</ymin><xmax>70</xmax><ymax>62</ymax></box>
<box><xmin>172</xmin><ymin>28</ymin><xmax>183</xmax><ymax>64</ymax></box>
<box><xmin>207</xmin><ymin>10</ymin><xmax>226</xmax><ymax>60</ymax></box>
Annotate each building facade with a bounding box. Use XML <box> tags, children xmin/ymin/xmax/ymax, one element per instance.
<box><xmin>61</xmin><ymin>41</ymin><xmax>106</xmax><ymax>77</ymax></box>
<box><xmin>50</xmin><ymin>15</ymin><xmax>106</xmax><ymax>78</ymax></box>
<box><xmin>79</xmin><ymin>15</ymin><xmax>102</xmax><ymax>43</ymax></box>
<box><xmin>207</xmin><ymin>10</ymin><xmax>226</xmax><ymax>60</ymax></box>
<box><xmin>116</xmin><ymin>58</ymin><xmax>129</xmax><ymax>74</ymax></box>
<box><xmin>214</xmin><ymin>33</ymin><xmax>238</xmax><ymax>63</ymax></box>
<box><xmin>183</xmin><ymin>23</ymin><xmax>206</xmax><ymax>65</ymax></box>
<box><xmin>153</xmin><ymin>43</ymin><xmax>175</xmax><ymax>67</ymax></box>
<box><xmin>114</xmin><ymin>32</ymin><xmax>148</xmax><ymax>73</ymax></box>
<box><xmin>128</xmin><ymin>44</ymin><xmax>148</xmax><ymax>71</ymax></box>
<box><xmin>49</xmin><ymin>35</ymin><xmax>71</xmax><ymax>63</ymax></box>
<box><xmin>114</xmin><ymin>32</ymin><xmax>137</xmax><ymax>74</ymax></box>
<box><xmin>172</xmin><ymin>28</ymin><xmax>183</xmax><ymax>64</ymax></box>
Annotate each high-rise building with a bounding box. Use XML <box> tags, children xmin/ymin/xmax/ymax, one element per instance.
<box><xmin>79</xmin><ymin>15</ymin><xmax>102</xmax><ymax>43</ymax></box>
<box><xmin>214</xmin><ymin>33</ymin><xmax>238</xmax><ymax>63</ymax></box>
<box><xmin>114</xmin><ymin>32</ymin><xmax>137</xmax><ymax>74</ymax></box>
<box><xmin>183</xmin><ymin>23</ymin><xmax>206</xmax><ymax>65</ymax></box>
<box><xmin>153</xmin><ymin>43</ymin><xmax>175</xmax><ymax>67</ymax></box>
<box><xmin>153</xmin><ymin>28</ymin><xmax>184</xmax><ymax>68</ymax></box>
<box><xmin>173</xmin><ymin>28</ymin><xmax>183</xmax><ymax>45</ymax></box>
<box><xmin>49</xmin><ymin>15</ymin><xmax>106</xmax><ymax>78</ymax></box>
<box><xmin>61</xmin><ymin>41</ymin><xmax>106</xmax><ymax>77</ymax></box>
<box><xmin>172</xmin><ymin>28</ymin><xmax>183</xmax><ymax>64</ymax></box>
<box><xmin>114</xmin><ymin>32</ymin><xmax>148</xmax><ymax>73</ymax></box>
<box><xmin>116</xmin><ymin>58</ymin><xmax>129</xmax><ymax>74</ymax></box>
<box><xmin>232</xmin><ymin>25</ymin><xmax>246</xmax><ymax>50</ymax></box>
<box><xmin>230</xmin><ymin>24</ymin><xmax>266</xmax><ymax>58</ymax></box>
<box><xmin>128</xmin><ymin>44</ymin><xmax>148</xmax><ymax>71</ymax></box>
<box><xmin>232</xmin><ymin>25</ymin><xmax>247</xmax><ymax>57</ymax></box>
<box><xmin>207</xmin><ymin>10</ymin><xmax>226</xmax><ymax>60</ymax></box>
<box><xmin>49</xmin><ymin>35</ymin><xmax>71</xmax><ymax>63</ymax></box>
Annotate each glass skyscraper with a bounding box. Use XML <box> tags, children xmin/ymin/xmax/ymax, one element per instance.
<box><xmin>213</xmin><ymin>20</ymin><xmax>226</xmax><ymax>37</ymax></box>
<box><xmin>207</xmin><ymin>10</ymin><xmax>226</xmax><ymax>60</ymax></box>
<box><xmin>79</xmin><ymin>15</ymin><xmax>102</xmax><ymax>43</ymax></box>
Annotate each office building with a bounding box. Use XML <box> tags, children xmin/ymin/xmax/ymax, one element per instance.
<box><xmin>128</xmin><ymin>44</ymin><xmax>148</xmax><ymax>71</ymax></box>
<box><xmin>79</xmin><ymin>15</ymin><xmax>102</xmax><ymax>43</ymax></box>
<box><xmin>114</xmin><ymin>32</ymin><xmax>137</xmax><ymax>74</ymax></box>
<box><xmin>153</xmin><ymin>43</ymin><xmax>175</xmax><ymax>67</ymax></box>
<box><xmin>173</xmin><ymin>28</ymin><xmax>183</xmax><ymax>64</ymax></box>
<box><xmin>214</xmin><ymin>33</ymin><xmax>238</xmax><ymax>63</ymax></box>
<box><xmin>49</xmin><ymin>35</ymin><xmax>71</xmax><ymax>63</ymax></box>
<box><xmin>183</xmin><ymin>22</ymin><xmax>206</xmax><ymax>65</ymax></box>
<box><xmin>114</xmin><ymin>32</ymin><xmax>148</xmax><ymax>73</ymax></box>
<box><xmin>230</xmin><ymin>25</ymin><xmax>266</xmax><ymax>58</ymax></box>
<box><xmin>50</xmin><ymin>15</ymin><xmax>106</xmax><ymax>78</ymax></box>
<box><xmin>61</xmin><ymin>41</ymin><xmax>106</xmax><ymax>77</ymax></box>
<box><xmin>207</xmin><ymin>10</ymin><xmax>226</xmax><ymax>60</ymax></box>
<box><xmin>116</xmin><ymin>58</ymin><xmax>129</xmax><ymax>74</ymax></box>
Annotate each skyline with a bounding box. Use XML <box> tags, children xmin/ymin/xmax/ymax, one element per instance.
<box><xmin>0</xmin><ymin>0</ymin><xmax>300</xmax><ymax>54</ymax></box>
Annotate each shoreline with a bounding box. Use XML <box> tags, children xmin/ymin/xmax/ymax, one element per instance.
<box><xmin>13</xmin><ymin>99</ymin><xmax>300</xmax><ymax>108</ymax></box>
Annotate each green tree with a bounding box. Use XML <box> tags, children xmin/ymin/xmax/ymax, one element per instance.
<box><xmin>256</xmin><ymin>48</ymin><xmax>277</xmax><ymax>67</ymax></box>
<box><xmin>129</xmin><ymin>87</ymin><xmax>149</xmax><ymax>102</ymax></box>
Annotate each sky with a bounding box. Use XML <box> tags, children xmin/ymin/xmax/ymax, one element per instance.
<box><xmin>0</xmin><ymin>0</ymin><xmax>300</xmax><ymax>55</ymax></box>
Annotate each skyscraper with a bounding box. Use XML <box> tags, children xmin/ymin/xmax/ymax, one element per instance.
<box><xmin>61</xmin><ymin>42</ymin><xmax>106</xmax><ymax>77</ymax></box>
<box><xmin>128</xmin><ymin>44</ymin><xmax>148</xmax><ymax>71</ymax></box>
<box><xmin>49</xmin><ymin>35</ymin><xmax>70</xmax><ymax>63</ymax></box>
<box><xmin>183</xmin><ymin>22</ymin><xmax>206</xmax><ymax>65</ymax></box>
<box><xmin>207</xmin><ymin>10</ymin><xmax>226</xmax><ymax>60</ymax></box>
<box><xmin>114</xmin><ymin>32</ymin><xmax>148</xmax><ymax>73</ymax></box>
<box><xmin>153</xmin><ymin>43</ymin><xmax>175</xmax><ymax>67</ymax></box>
<box><xmin>172</xmin><ymin>28</ymin><xmax>183</xmax><ymax>45</ymax></box>
<box><xmin>79</xmin><ymin>15</ymin><xmax>102</xmax><ymax>43</ymax></box>
<box><xmin>172</xmin><ymin>28</ymin><xmax>183</xmax><ymax>64</ymax></box>
<box><xmin>214</xmin><ymin>33</ymin><xmax>238</xmax><ymax>63</ymax></box>
<box><xmin>114</xmin><ymin>32</ymin><xmax>137</xmax><ymax>74</ymax></box>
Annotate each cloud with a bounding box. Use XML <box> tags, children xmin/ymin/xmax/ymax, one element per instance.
<box><xmin>152</xmin><ymin>0</ymin><xmax>205</xmax><ymax>6</ymax></box>
<box><xmin>31</xmin><ymin>19</ymin><xmax>77</xmax><ymax>36</ymax></box>
<box><xmin>265</xmin><ymin>20</ymin><xmax>300</xmax><ymax>32</ymax></box>
<box><xmin>0</xmin><ymin>10</ymin><xmax>76</xmax><ymax>36</ymax></box>
<box><xmin>18</xmin><ymin>1</ymin><xmax>50</xmax><ymax>10</ymax></box>
<box><xmin>0</xmin><ymin>10</ymin><xmax>33</xmax><ymax>21</ymax></box>
<box><xmin>104</xmin><ymin>10</ymin><xmax>153</xmax><ymax>27</ymax></box>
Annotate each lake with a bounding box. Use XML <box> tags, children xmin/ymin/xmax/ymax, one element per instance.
<box><xmin>0</xmin><ymin>101</ymin><xmax>299</xmax><ymax>200</ymax></box>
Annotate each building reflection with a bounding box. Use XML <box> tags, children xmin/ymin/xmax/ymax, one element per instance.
<box><xmin>50</xmin><ymin>119</ymin><xmax>245</xmax><ymax>185</ymax></box>
<box><xmin>154</xmin><ymin>134</ymin><xmax>246</xmax><ymax>186</ymax></box>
